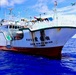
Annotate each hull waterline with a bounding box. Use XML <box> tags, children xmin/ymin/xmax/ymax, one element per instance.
<box><xmin>0</xmin><ymin>46</ymin><xmax>63</xmax><ymax>59</ymax></box>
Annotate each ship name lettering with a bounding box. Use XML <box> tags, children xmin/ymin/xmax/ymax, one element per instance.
<box><xmin>26</xmin><ymin>36</ymin><xmax>50</xmax><ymax>41</ymax></box>
<box><xmin>30</xmin><ymin>41</ymin><xmax>53</xmax><ymax>45</ymax></box>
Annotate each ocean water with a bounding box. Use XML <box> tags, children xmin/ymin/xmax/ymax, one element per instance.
<box><xmin>0</xmin><ymin>38</ymin><xmax>76</xmax><ymax>75</ymax></box>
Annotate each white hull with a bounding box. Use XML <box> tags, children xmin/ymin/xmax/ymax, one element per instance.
<box><xmin>0</xmin><ymin>27</ymin><xmax>76</xmax><ymax>48</ymax></box>
<box><xmin>0</xmin><ymin>16</ymin><xmax>76</xmax><ymax>58</ymax></box>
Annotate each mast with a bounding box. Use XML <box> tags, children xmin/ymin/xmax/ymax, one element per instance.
<box><xmin>8</xmin><ymin>8</ymin><xmax>13</xmax><ymax>15</ymax></box>
<box><xmin>8</xmin><ymin>8</ymin><xmax>14</xmax><ymax>21</ymax></box>
<box><xmin>0</xmin><ymin>2</ymin><xmax>1</xmax><ymax>11</ymax></box>
<box><xmin>0</xmin><ymin>1</ymin><xmax>2</xmax><ymax>19</ymax></box>
<box><xmin>53</xmin><ymin>1</ymin><xmax>58</xmax><ymax>19</ymax></box>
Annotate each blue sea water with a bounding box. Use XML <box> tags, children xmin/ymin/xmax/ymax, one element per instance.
<box><xmin>0</xmin><ymin>38</ymin><xmax>76</xmax><ymax>75</ymax></box>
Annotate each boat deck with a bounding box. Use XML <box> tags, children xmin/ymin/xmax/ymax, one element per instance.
<box><xmin>28</xmin><ymin>17</ymin><xmax>76</xmax><ymax>31</ymax></box>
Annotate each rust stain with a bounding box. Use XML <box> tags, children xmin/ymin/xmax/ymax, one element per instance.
<box><xmin>57</xmin><ymin>28</ymin><xmax>61</xmax><ymax>31</ymax></box>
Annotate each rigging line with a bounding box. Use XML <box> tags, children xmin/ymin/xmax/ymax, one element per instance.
<box><xmin>0</xmin><ymin>2</ymin><xmax>1</xmax><ymax>11</ymax></box>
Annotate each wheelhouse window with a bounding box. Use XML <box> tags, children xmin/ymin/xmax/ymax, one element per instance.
<box><xmin>9</xmin><ymin>25</ymin><xmax>21</xmax><ymax>29</ymax></box>
<box><xmin>14</xmin><ymin>31</ymin><xmax>24</xmax><ymax>40</ymax></box>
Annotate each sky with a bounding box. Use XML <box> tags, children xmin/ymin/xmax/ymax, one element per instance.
<box><xmin>0</xmin><ymin>0</ymin><xmax>76</xmax><ymax>19</ymax></box>
<box><xmin>0</xmin><ymin>0</ymin><xmax>76</xmax><ymax>38</ymax></box>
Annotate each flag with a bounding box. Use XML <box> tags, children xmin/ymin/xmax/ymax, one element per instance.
<box><xmin>54</xmin><ymin>1</ymin><xmax>57</xmax><ymax>6</ymax></box>
<box><xmin>71</xmin><ymin>2</ymin><xmax>76</xmax><ymax>6</ymax></box>
<box><xmin>34</xmin><ymin>16</ymin><xmax>37</xmax><ymax>19</ymax></box>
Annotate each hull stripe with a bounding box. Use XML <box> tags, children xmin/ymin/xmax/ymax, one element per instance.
<box><xmin>0</xmin><ymin>46</ymin><xmax>63</xmax><ymax>59</ymax></box>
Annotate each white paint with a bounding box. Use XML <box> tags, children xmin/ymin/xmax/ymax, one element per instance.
<box><xmin>72</xmin><ymin>34</ymin><xmax>76</xmax><ymax>38</ymax></box>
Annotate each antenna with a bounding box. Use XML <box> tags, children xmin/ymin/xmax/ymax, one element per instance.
<box><xmin>39</xmin><ymin>13</ymin><xmax>46</xmax><ymax>18</ymax></box>
<box><xmin>8</xmin><ymin>8</ymin><xmax>13</xmax><ymax>15</ymax></box>
<box><xmin>43</xmin><ymin>13</ymin><xmax>46</xmax><ymax>15</ymax></box>
<box><xmin>0</xmin><ymin>5</ymin><xmax>1</xmax><ymax>10</ymax></box>
<box><xmin>0</xmin><ymin>1</ymin><xmax>1</xmax><ymax>10</ymax></box>
<box><xmin>39</xmin><ymin>14</ymin><xmax>41</xmax><ymax>18</ymax></box>
<box><xmin>53</xmin><ymin>1</ymin><xmax>58</xmax><ymax>19</ymax></box>
<box><xmin>30</xmin><ymin>16</ymin><xmax>32</xmax><ymax>21</ymax></box>
<box><xmin>8</xmin><ymin>8</ymin><xmax>14</xmax><ymax>21</ymax></box>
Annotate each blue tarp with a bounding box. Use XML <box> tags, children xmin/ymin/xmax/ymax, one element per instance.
<box><xmin>48</xmin><ymin>17</ymin><xmax>53</xmax><ymax>21</ymax></box>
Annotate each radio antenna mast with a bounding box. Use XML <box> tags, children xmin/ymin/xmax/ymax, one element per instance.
<box><xmin>8</xmin><ymin>8</ymin><xmax>13</xmax><ymax>15</ymax></box>
<box><xmin>53</xmin><ymin>1</ymin><xmax>58</xmax><ymax>19</ymax></box>
<box><xmin>8</xmin><ymin>8</ymin><xmax>14</xmax><ymax>21</ymax></box>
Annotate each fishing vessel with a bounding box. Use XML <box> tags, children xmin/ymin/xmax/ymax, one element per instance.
<box><xmin>0</xmin><ymin>2</ymin><xmax>76</xmax><ymax>59</ymax></box>
<box><xmin>0</xmin><ymin>14</ymin><xmax>76</xmax><ymax>59</ymax></box>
